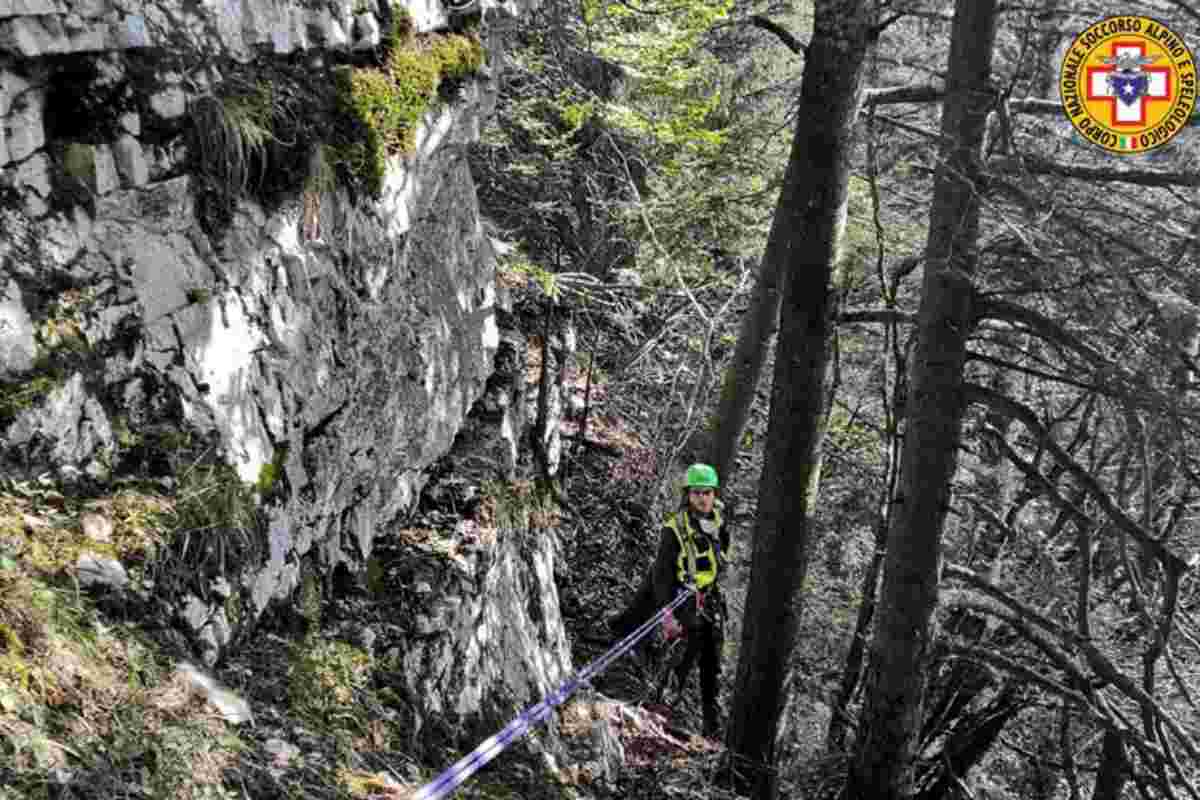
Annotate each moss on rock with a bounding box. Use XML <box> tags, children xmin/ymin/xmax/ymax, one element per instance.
<box><xmin>333</xmin><ymin>25</ymin><xmax>486</xmax><ymax>195</ymax></box>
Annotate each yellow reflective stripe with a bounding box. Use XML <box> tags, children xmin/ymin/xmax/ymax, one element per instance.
<box><xmin>666</xmin><ymin>509</ymin><xmax>722</xmax><ymax>590</ymax></box>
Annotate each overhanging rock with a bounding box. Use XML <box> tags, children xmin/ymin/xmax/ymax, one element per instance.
<box><xmin>0</xmin><ymin>0</ymin><xmax>542</xmax><ymax>659</ymax></box>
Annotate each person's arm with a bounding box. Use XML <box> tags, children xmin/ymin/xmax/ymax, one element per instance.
<box><xmin>719</xmin><ymin>520</ymin><xmax>730</xmax><ymax>556</ymax></box>
<box><xmin>650</xmin><ymin>526</ymin><xmax>680</xmax><ymax>609</ymax></box>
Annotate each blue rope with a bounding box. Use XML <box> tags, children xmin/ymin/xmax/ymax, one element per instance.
<box><xmin>409</xmin><ymin>588</ymin><xmax>695</xmax><ymax>800</ymax></box>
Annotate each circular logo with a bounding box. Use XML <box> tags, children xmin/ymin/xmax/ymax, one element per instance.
<box><xmin>1059</xmin><ymin>15</ymin><xmax>1196</xmax><ymax>154</ymax></box>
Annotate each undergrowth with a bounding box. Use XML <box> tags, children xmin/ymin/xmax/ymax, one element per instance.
<box><xmin>190</xmin><ymin>7</ymin><xmax>486</xmax><ymax>235</ymax></box>
<box><xmin>0</xmin><ymin>555</ymin><xmax>243</xmax><ymax>800</ymax></box>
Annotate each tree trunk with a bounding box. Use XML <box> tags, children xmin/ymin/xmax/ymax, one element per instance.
<box><xmin>708</xmin><ymin>258</ymin><xmax>782</xmax><ymax>490</ymax></box>
<box><xmin>825</xmin><ymin>434</ymin><xmax>895</xmax><ymax>751</ymax></box>
<box><xmin>847</xmin><ymin>1</ymin><xmax>1000</xmax><ymax>798</ymax></box>
<box><xmin>1092</xmin><ymin>729</ymin><xmax>1128</xmax><ymax>800</ymax></box>
<box><xmin>724</xmin><ymin>3</ymin><xmax>875</xmax><ymax>798</ymax></box>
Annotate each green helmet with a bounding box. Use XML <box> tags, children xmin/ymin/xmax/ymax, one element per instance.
<box><xmin>685</xmin><ymin>463</ymin><xmax>719</xmax><ymax>489</ymax></box>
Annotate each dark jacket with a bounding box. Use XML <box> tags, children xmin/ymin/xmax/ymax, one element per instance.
<box><xmin>650</xmin><ymin>506</ymin><xmax>729</xmax><ymax>630</ymax></box>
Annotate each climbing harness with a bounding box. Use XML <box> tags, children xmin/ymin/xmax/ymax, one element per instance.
<box><xmin>409</xmin><ymin>587</ymin><xmax>696</xmax><ymax>800</ymax></box>
<box><xmin>665</xmin><ymin>507</ymin><xmax>722</xmax><ymax>590</ymax></box>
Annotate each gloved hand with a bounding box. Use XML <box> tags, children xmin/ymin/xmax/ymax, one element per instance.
<box><xmin>662</xmin><ymin>610</ymin><xmax>683</xmax><ymax>641</ymax></box>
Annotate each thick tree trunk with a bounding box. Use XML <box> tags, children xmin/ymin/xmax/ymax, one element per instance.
<box><xmin>1092</xmin><ymin>729</ymin><xmax>1128</xmax><ymax>800</ymax></box>
<box><xmin>724</xmin><ymin>3</ymin><xmax>875</xmax><ymax>798</ymax></box>
<box><xmin>847</xmin><ymin>1</ymin><xmax>1000</xmax><ymax>798</ymax></box>
<box><xmin>708</xmin><ymin>259</ymin><xmax>782</xmax><ymax>489</ymax></box>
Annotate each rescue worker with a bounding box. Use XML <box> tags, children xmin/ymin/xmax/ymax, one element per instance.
<box><xmin>611</xmin><ymin>463</ymin><xmax>729</xmax><ymax>737</ymax></box>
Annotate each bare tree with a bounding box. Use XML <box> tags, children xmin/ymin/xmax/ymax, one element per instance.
<box><xmin>723</xmin><ymin>2</ymin><xmax>878</xmax><ymax>798</ymax></box>
<box><xmin>848</xmin><ymin>0</ymin><xmax>1001</xmax><ymax>796</ymax></box>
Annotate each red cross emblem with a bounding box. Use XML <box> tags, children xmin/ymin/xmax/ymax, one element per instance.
<box><xmin>1085</xmin><ymin>41</ymin><xmax>1172</xmax><ymax>126</ymax></box>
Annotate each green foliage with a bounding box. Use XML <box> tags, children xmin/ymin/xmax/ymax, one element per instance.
<box><xmin>385</xmin><ymin>4</ymin><xmax>416</xmax><ymax>49</ymax></box>
<box><xmin>255</xmin><ymin>444</ymin><xmax>288</xmax><ymax>498</ymax></box>
<box><xmin>287</xmin><ymin>639</ymin><xmax>372</xmax><ymax>728</ymax></box>
<box><xmin>365</xmin><ymin>556</ymin><xmax>386</xmax><ymax>598</ymax></box>
<box><xmin>431</xmin><ymin>33</ymin><xmax>487</xmax><ymax>82</ymax></box>
<box><xmin>827</xmin><ymin>402</ymin><xmax>880</xmax><ymax>458</ymax></box>
<box><xmin>498</xmin><ymin>251</ymin><xmax>561</xmax><ymax>299</ymax></box>
<box><xmin>172</xmin><ymin>462</ymin><xmax>258</xmax><ymax>539</ymax></box>
<box><xmin>480</xmin><ymin>480</ymin><xmax>560</xmax><ymax>532</ymax></box>
<box><xmin>147</xmin><ymin>460</ymin><xmax>263</xmax><ymax>596</ymax></box>
<box><xmin>0</xmin><ymin>549</ymin><xmax>241</xmax><ymax>799</ymax></box>
<box><xmin>61</xmin><ymin>143</ymin><xmax>96</xmax><ymax>183</ymax></box>
<box><xmin>296</xmin><ymin>560</ymin><xmax>322</xmax><ymax>629</ymax></box>
<box><xmin>839</xmin><ymin>175</ymin><xmax>926</xmax><ymax>289</ymax></box>
<box><xmin>189</xmin><ymin>86</ymin><xmax>277</xmax><ymax>214</ymax></box>
<box><xmin>0</xmin><ymin>287</ymin><xmax>107</xmax><ymax>428</ymax></box>
<box><xmin>557</xmin><ymin>98</ymin><xmax>595</xmax><ymax>132</ymax></box>
<box><xmin>185</xmin><ymin>287</ymin><xmax>212</xmax><ymax>305</ymax></box>
<box><xmin>334</xmin><ymin>66</ymin><xmax>408</xmax><ymax>190</ymax></box>
<box><xmin>333</xmin><ymin>31</ymin><xmax>486</xmax><ymax>195</ymax></box>
<box><xmin>188</xmin><ymin>20</ymin><xmax>485</xmax><ymax>228</ymax></box>
<box><xmin>0</xmin><ymin>373</ymin><xmax>63</xmax><ymax>428</ymax></box>
<box><xmin>577</xmin><ymin>0</ymin><xmax>781</xmax><ymax>281</ymax></box>
<box><xmin>477</xmin><ymin>0</ymin><xmax>807</xmax><ymax>288</ymax></box>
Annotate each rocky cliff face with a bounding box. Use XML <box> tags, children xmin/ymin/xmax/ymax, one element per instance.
<box><xmin>0</xmin><ymin>0</ymin><xmax>573</xmax><ymax>754</ymax></box>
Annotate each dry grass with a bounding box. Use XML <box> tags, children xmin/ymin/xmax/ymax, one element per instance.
<box><xmin>0</xmin><ymin>487</ymin><xmax>170</xmax><ymax>580</ymax></box>
<box><xmin>0</xmin><ymin>490</ymin><xmax>244</xmax><ymax>799</ymax></box>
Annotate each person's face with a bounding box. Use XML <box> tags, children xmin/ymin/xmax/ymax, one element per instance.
<box><xmin>688</xmin><ymin>487</ymin><xmax>715</xmax><ymax>514</ymax></box>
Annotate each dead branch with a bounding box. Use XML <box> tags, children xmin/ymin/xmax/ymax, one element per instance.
<box><xmin>967</xmin><ymin>384</ymin><xmax>1189</xmax><ymax>574</ymax></box>
<box><xmin>839</xmin><ymin>308</ymin><xmax>918</xmax><ymax>326</ymax></box>
<box><xmin>748</xmin><ymin>15</ymin><xmax>806</xmax><ymax>55</ymax></box>
<box><xmin>992</xmin><ymin>157</ymin><xmax>1200</xmax><ymax>188</ymax></box>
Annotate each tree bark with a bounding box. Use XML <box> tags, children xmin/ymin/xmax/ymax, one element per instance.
<box><xmin>708</xmin><ymin>257</ymin><xmax>782</xmax><ymax>490</ymax></box>
<box><xmin>847</xmin><ymin>1</ymin><xmax>1000</xmax><ymax>797</ymax></box>
<box><xmin>1092</xmin><ymin>729</ymin><xmax>1129</xmax><ymax>800</ymax></box>
<box><xmin>723</xmin><ymin>3</ymin><xmax>875</xmax><ymax>798</ymax></box>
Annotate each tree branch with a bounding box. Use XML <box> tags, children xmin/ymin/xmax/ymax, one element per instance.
<box><xmin>870</xmin><ymin>12</ymin><xmax>906</xmax><ymax>39</ymax></box>
<box><xmin>975</xmin><ymin>297</ymin><xmax>1110</xmax><ymax>371</ymax></box>
<box><xmin>862</xmin><ymin>85</ymin><xmax>1061</xmax><ymax>115</ymax></box>
<box><xmin>992</xmin><ymin>157</ymin><xmax>1200</xmax><ymax>188</ymax></box>
<box><xmin>944</xmin><ymin>564</ymin><xmax>1075</xmax><ymax>644</ymax></box>
<box><xmin>862</xmin><ymin>84</ymin><xmax>943</xmax><ymax>105</ymax></box>
<box><xmin>1164</xmin><ymin>0</ymin><xmax>1200</xmax><ymax>24</ymax></box>
<box><xmin>839</xmin><ymin>308</ymin><xmax>918</xmax><ymax>326</ymax></box>
<box><xmin>748</xmin><ymin>15</ymin><xmax>806</xmax><ymax>55</ymax></box>
<box><xmin>965</xmin><ymin>384</ymin><xmax>1190</xmax><ymax>574</ymax></box>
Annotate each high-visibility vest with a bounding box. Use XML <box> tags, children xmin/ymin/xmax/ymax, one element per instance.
<box><xmin>665</xmin><ymin>507</ymin><xmax>723</xmax><ymax>590</ymax></box>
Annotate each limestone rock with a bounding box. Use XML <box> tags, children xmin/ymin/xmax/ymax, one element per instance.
<box><xmin>0</xmin><ymin>0</ymin><xmax>565</xmax><ymax>765</ymax></box>
<box><xmin>2</xmin><ymin>372</ymin><xmax>114</xmax><ymax>480</ymax></box>
<box><xmin>177</xmin><ymin>662</ymin><xmax>253</xmax><ymax>724</ymax></box>
<box><xmin>112</xmin><ymin>135</ymin><xmax>149</xmax><ymax>187</ymax></box>
<box><xmin>180</xmin><ymin>594</ymin><xmax>210</xmax><ymax>633</ymax></box>
<box><xmin>0</xmin><ymin>0</ymin><xmax>65</xmax><ymax>18</ymax></box>
<box><xmin>0</xmin><ymin>16</ymin><xmax>69</xmax><ymax>57</ymax></box>
<box><xmin>111</xmin><ymin>14</ymin><xmax>150</xmax><ymax>48</ymax></box>
<box><xmin>76</xmin><ymin>552</ymin><xmax>129</xmax><ymax>590</ymax></box>
<box><xmin>351</xmin><ymin>12</ymin><xmax>379</xmax><ymax>50</ymax></box>
<box><xmin>0</xmin><ymin>279</ymin><xmax>35</xmax><ymax>378</ymax></box>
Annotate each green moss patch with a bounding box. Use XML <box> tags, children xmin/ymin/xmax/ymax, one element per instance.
<box><xmin>333</xmin><ymin>28</ymin><xmax>486</xmax><ymax>194</ymax></box>
<box><xmin>189</xmin><ymin>12</ymin><xmax>486</xmax><ymax>232</ymax></box>
<box><xmin>0</xmin><ymin>374</ymin><xmax>64</xmax><ymax>429</ymax></box>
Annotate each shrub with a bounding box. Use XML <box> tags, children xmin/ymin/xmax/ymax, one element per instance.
<box><xmin>333</xmin><ymin>30</ymin><xmax>486</xmax><ymax>195</ymax></box>
<box><xmin>288</xmin><ymin>639</ymin><xmax>372</xmax><ymax>729</ymax></box>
